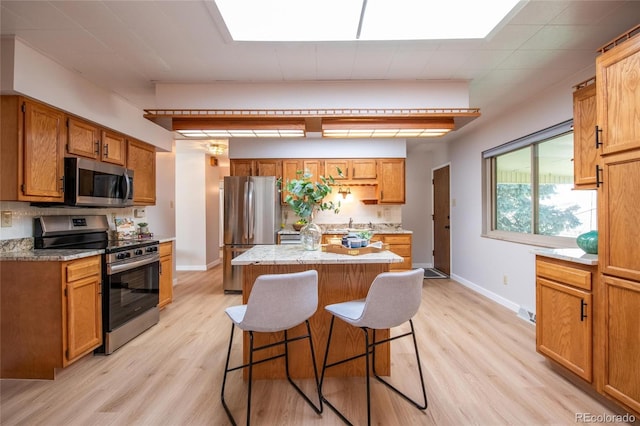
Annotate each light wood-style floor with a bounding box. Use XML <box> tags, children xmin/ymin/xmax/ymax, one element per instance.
<box><xmin>1</xmin><ymin>266</ymin><xmax>627</xmax><ymax>425</ymax></box>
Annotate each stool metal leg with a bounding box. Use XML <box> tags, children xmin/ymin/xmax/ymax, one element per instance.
<box><xmin>320</xmin><ymin>317</ymin><xmax>428</xmax><ymax>425</ymax></box>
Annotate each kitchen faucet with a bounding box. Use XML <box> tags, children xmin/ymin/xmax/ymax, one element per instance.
<box><xmin>349</xmin><ymin>217</ymin><xmax>353</xmax><ymax>228</ymax></box>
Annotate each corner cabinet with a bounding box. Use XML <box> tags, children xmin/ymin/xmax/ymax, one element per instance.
<box><xmin>127</xmin><ymin>138</ymin><xmax>157</xmax><ymax>205</ymax></box>
<box><xmin>535</xmin><ymin>256</ymin><xmax>594</xmax><ymax>382</ymax></box>
<box><xmin>1</xmin><ymin>255</ymin><xmax>102</xmax><ymax>379</ymax></box>
<box><xmin>572</xmin><ymin>79</ymin><xmax>599</xmax><ymax>190</ymax></box>
<box><xmin>158</xmin><ymin>241</ymin><xmax>174</xmax><ymax>309</ymax></box>
<box><xmin>1</xmin><ymin>96</ymin><xmax>65</xmax><ymax>202</ymax></box>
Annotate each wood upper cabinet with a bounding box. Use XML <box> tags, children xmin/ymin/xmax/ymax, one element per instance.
<box><xmin>326</xmin><ymin>159</ymin><xmax>377</xmax><ymax>180</ymax></box>
<box><xmin>67</xmin><ymin>117</ymin><xmax>100</xmax><ymax>160</ymax></box>
<box><xmin>1</xmin><ymin>96</ymin><xmax>65</xmax><ymax>202</ymax></box>
<box><xmin>281</xmin><ymin>159</ymin><xmax>324</xmax><ymax>204</ymax></box>
<box><xmin>230</xmin><ymin>159</ymin><xmax>254</xmax><ymax>176</ymax></box>
<box><xmin>600</xmin><ymin>274</ymin><xmax>640</xmax><ymax>413</ymax></box>
<box><xmin>63</xmin><ymin>256</ymin><xmax>102</xmax><ymax>364</ymax></box>
<box><xmin>101</xmin><ymin>130</ymin><xmax>126</xmax><ymax>165</ymax></box>
<box><xmin>158</xmin><ymin>241</ymin><xmax>174</xmax><ymax>309</ymax></box>
<box><xmin>255</xmin><ymin>159</ymin><xmax>281</xmax><ymax>177</ymax></box>
<box><xmin>536</xmin><ymin>256</ymin><xmax>594</xmax><ymax>382</ymax></box>
<box><xmin>572</xmin><ymin>80</ymin><xmax>599</xmax><ymax>190</ymax></box>
<box><xmin>377</xmin><ymin>158</ymin><xmax>405</xmax><ymax>204</ymax></box>
<box><xmin>596</xmin><ymin>32</ymin><xmax>640</xmax><ymax>156</ymax></box>
<box><xmin>127</xmin><ymin>139</ymin><xmax>156</xmax><ymax>205</ymax></box>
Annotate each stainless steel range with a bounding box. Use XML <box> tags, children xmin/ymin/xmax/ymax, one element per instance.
<box><xmin>34</xmin><ymin>215</ymin><xmax>160</xmax><ymax>354</ymax></box>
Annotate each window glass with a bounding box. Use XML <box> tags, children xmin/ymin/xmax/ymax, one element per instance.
<box><xmin>495</xmin><ymin>146</ymin><xmax>532</xmax><ymax>233</ymax></box>
<box><xmin>485</xmin><ymin>123</ymin><xmax>597</xmax><ymax>245</ymax></box>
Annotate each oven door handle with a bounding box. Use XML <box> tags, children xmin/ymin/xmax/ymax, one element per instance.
<box><xmin>107</xmin><ymin>254</ymin><xmax>159</xmax><ymax>275</ymax></box>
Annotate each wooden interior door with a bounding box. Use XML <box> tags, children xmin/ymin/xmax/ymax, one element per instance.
<box><xmin>433</xmin><ymin>165</ymin><xmax>450</xmax><ymax>275</ymax></box>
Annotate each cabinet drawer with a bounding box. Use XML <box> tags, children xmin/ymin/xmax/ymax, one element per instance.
<box><xmin>536</xmin><ymin>259</ymin><xmax>592</xmax><ymax>291</ymax></box>
<box><xmin>65</xmin><ymin>256</ymin><xmax>101</xmax><ymax>283</ymax></box>
<box><xmin>389</xmin><ymin>244</ymin><xmax>411</xmax><ymax>257</ymax></box>
<box><xmin>390</xmin><ymin>257</ymin><xmax>412</xmax><ymax>270</ymax></box>
<box><xmin>380</xmin><ymin>234</ymin><xmax>411</xmax><ymax>244</ymax></box>
<box><xmin>159</xmin><ymin>241</ymin><xmax>173</xmax><ymax>257</ymax></box>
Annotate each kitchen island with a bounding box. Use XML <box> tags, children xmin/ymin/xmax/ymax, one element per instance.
<box><xmin>231</xmin><ymin>244</ymin><xmax>404</xmax><ymax>379</ymax></box>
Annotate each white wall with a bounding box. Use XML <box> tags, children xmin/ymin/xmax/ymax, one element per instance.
<box><xmin>446</xmin><ymin>65</ymin><xmax>597</xmax><ymax>314</ymax></box>
<box><xmin>175</xmin><ymin>152</ymin><xmax>221</xmax><ymax>270</ymax></box>
<box><xmin>2</xmin><ymin>37</ymin><xmax>172</xmax><ymax>151</ymax></box>
<box><xmin>145</xmin><ymin>148</ymin><xmax>176</xmax><ymax>238</ymax></box>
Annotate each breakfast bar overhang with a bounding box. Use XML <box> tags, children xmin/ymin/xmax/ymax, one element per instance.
<box><xmin>231</xmin><ymin>244</ymin><xmax>404</xmax><ymax>379</ymax></box>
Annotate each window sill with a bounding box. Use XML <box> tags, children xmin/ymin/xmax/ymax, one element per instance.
<box><xmin>481</xmin><ymin>230</ymin><xmax>579</xmax><ymax>249</ymax></box>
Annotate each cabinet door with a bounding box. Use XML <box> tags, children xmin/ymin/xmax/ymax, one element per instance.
<box><xmin>230</xmin><ymin>159</ymin><xmax>254</xmax><ymax>176</ymax></box>
<box><xmin>536</xmin><ymin>277</ymin><xmax>592</xmax><ymax>381</ymax></box>
<box><xmin>325</xmin><ymin>159</ymin><xmax>350</xmax><ymax>180</ymax></box>
<box><xmin>601</xmin><ymin>274</ymin><xmax>640</xmax><ymax>413</ymax></box>
<box><xmin>303</xmin><ymin>159</ymin><xmax>324</xmax><ymax>180</ymax></box>
<box><xmin>378</xmin><ymin>159</ymin><xmax>405</xmax><ymax>204</ymax></box>
<box><xmin>22</xmin><ymin>100</ymin><xmax>65</xmax><ymax>200</ymax></box>
<box><xmin>255</xmin><ymin>159</ymin><xmax>281</xmax><ymax>177</ymax></box>
<box><xmin>101</xmin><ymin>130</ymin><xmax>126</xmax><ymax>165</ymax></box>
<box><xmin>281</xmin><ymin>159</ymin><xmax>302</xmax><ymax>204</ymax></box>
<box><xmin>599</xmin><ymin>150</ymin><xmax>640</xmax><ymax>281</ymax></box>
<box><xmin>67</xmin><ymin>117</ymin><xmax>100</xmax><ymax>160</ymax></box>
<box><xmin>596</xmin><ymin>35</ymin><xmax>640</xmax><ymax>155</ymax></box>
<box><xmin>351</xmin><ymin>159</ymin><xmax>377</xmax><ymax>179</ymax></box>
<box><xmin>65</xmin><ymin>274</ymin><xmax>102</xmax><ymax>363</ymax></box>
<box><xmin>573</xmin><ymin>83</ymin><xmax>598</xmax><ymax>189</ymax></box>
<box><xmin>127</xmin><ymin>139</ymin><xmax>156</xmax><ymax>205</ymax></box>
<box><xmin>159</xmin><ymin>242</ymin><xmax>173</xmax><ymax>309</ymax></box>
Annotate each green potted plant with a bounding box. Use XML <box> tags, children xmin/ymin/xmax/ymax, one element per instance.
<box><xmin>285</xmin><ymin>170</ymin><xmax>341</xmax><ymax>249</ymax></box>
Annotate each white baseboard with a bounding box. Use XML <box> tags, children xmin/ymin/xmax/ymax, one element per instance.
<box><xmin>450</xmin><ymin>273</ymin><xmax>520</xmax><ymax>313</ymax></box>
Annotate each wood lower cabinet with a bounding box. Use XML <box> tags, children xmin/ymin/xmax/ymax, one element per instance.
<box><xmin>127</xmin><ymin>138</ymin><xmax>156</xmax><ymax>205</ymax></box>
<box><xmin>323</xmin><ymin>232</ymin><xmax>412</xmax><ymax>271</ymax></box>
<box><xmin>158</xmin><ymin>241</ymin><xmax>174</xmax><ymax>309</ymax></box>
<box><xmin>1</xmin><ymin>96</ymin><xmax>65</xmax><ymax>202</ymax></box>
<box><xmin>0</xmin><ymin>255</ymin><xmax>102</xmax><ymax>379</ymax></box>
<box><xmin>572</xmin><ymin>79</ymin><xmax>599</xmax><ymax>190</ymax></box>
<box><xmin>535</xmin><ymin>256</ymin><xmax>594</xmax><ymax>382</ymax></box>
<box><xmin>600</xmin><ymin>274</ymin><xmax>640</xmax><ymax>413</ymax></box>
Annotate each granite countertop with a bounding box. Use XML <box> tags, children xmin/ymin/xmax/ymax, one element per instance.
<box><xmin>533</xmin><ymin>248</ymin><xmax>598</xmax><ymax>266</ymax></box>
<box><xmin>231</xmin><ymin>244</ymin><xmax>404</xmax><ymax>266</ymax></box>
<box><xmin>279</xmin><ymin>227</ymin><xmax>412</xmax><ymax>235</ymax></box>
<box><xmin>0</xmin><ymin>248</ymin><xmax>105</xmax><ymax>262</ymax></box>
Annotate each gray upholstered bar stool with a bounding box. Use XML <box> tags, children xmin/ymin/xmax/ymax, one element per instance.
<box><xmin>320</xmin><ymin>268</ymin><xmax>428</xmax><ymax>426</ymax></box>
<box><xmin>221</xmin><ymin>269</ymin><xmax>323</xmax><ymax>425</ymax></box>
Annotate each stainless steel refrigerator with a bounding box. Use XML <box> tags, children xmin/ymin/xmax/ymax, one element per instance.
<box><xmin>223</xmin><ymin>176</ymin><xmax>280</xmax><ymax>293</ymax></box>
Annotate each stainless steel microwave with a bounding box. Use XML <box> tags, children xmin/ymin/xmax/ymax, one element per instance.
<box><xmin>64</xmin><ymin>157</ymin><xmax>134</xmax><ymax>207</ymax></box>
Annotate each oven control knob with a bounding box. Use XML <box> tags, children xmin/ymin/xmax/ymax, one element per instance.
<box><xmin>134</xmin><ymin>249</ymin><xmax>143</xmax><ymax>256</ymax></box>
<box><xmin>146</xmin><ymin>246</ymin><xmax>158</xmax><ymax>253</ymax></box>
<box><xmin>116</xmin><ymin>253</ymin><xmax>127</xmax><ymax>260</ymax></box>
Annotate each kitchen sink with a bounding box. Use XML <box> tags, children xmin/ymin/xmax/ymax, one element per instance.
<box><xmin>325</xmin><ymin>228</ymin><xmax>372</xmax><ymax>233</ymax></box>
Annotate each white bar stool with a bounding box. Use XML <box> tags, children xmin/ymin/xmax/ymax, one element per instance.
<box><xmin>221</xmin><ymin>269</ymin><xmax>323</xmax><ymax>425</ymax></box>
<box><xmin>320</xmin><ymin>268</ymin><xmax>428</xmax><ymax>425</ymax></box>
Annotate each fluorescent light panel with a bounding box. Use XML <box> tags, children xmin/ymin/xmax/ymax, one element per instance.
<box><xmin>214</xmin><ymin>0</ymin><xmax>520</xmax><ymax>41</ymax></box>
<box><xmin>177</xmin><ymin>129</ymin><xmax>304</xmax><ymax>138</ymax></box>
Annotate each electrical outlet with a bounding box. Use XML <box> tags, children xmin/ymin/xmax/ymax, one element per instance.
<box><xmin>1</xmin><ymin>211</ymin><xmax>12</xmax><ymax>227</ymax></box>
<box><xmin>503</xmin><ymin>275</ymin><xmax>508</xmax><ymax>285</ymax></box>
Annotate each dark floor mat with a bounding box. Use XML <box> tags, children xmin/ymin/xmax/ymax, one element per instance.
<box><xmin>423</xmin><ymin>268</ymin><xmax>448</xmax><ymax>279</ymax></box>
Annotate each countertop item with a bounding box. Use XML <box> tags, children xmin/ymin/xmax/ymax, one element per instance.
<box><xmin>231</xmin><ymin>244</ymin><xmax>403</xmax><ymax>266</ymax></box>
<box><xmin>533</xmin><ymin>248</ymin><xmax>598</xmax><ymax>266</ymax></box>
<box><xmin>278</xmin><ymin>228</ymin><xmax>412</xmax><ymax>235</ymax></box>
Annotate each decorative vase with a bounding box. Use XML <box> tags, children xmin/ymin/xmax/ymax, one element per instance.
<box><xmin>576</xmin><ymin>230</ymin><xmax>598</xmax><ymax>254</ymax></box>
<box><xmin>300</xmin><ymin>222</ymin><xmax>322</xmax><ymax>250</ymax></box>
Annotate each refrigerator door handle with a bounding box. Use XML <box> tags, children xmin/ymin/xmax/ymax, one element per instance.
<box><xmin>247</xmin><ymin>180</ymin><xmax>255</xmax><ymax>240</ymax></box>
<box><xmin>243</xmin><ymin>181</ymin><xmax>249</xmax><ymax>241</ymax></box>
